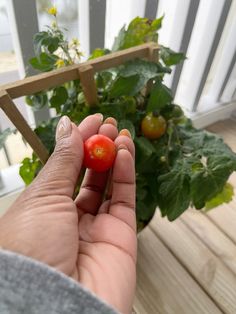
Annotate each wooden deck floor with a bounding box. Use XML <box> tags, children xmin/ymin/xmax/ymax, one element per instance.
<box><xmin>134</xmin><ymin>119</ymin><xmax>236</xmax><ymax>314</ymax></box>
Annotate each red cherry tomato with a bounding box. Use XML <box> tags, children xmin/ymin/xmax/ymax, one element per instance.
<box><xmin>83</xmin><ymin>134</ymin><xmax>117</xmax><ymax>172</ymax></box>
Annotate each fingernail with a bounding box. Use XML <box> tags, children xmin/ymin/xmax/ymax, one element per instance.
<box><xmin>94</xmin><ymin>113</ymin><xmax>103</xmax><ymax>122</ymax></box>
<box><xmin>118</xmin><ymin>144</ymin><xmax>128</xmax><ymax>150</ymax></box>
<box><xmin>56</xmin><ymin>116</ymin><xmax>72</xmax><ymax>141</ymax></box>
<box><xmin>119</xmin><ymin>129</ymin><xmax>131</xmax><ymax>138</ymax></box>
<box><xmin>103</xmin><ymin>117</ymin><xmax>117</xmax><ymax>127</ymax></box>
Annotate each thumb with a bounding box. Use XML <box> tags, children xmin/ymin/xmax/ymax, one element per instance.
<box><xmin>33</xmin><ymin>116</ymin><xmax>84</xmax><ymax>198</ymax></box>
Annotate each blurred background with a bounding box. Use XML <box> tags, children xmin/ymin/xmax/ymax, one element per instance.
<box><xmin>0</xmin><ymin>0</ymin><xmax>235</xmax><ymax>196</ymax></box>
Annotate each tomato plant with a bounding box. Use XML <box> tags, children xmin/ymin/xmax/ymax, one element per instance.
<box><xmin>84</xmin><ymin>135</ymin><xmax>116</xmax><ymax>172</ymax></box>
<box><xmin>141</xmin><ymin>113</ymin><xmax>167</xmax><ymax>139</ymax></box>
<box><xmin>19</xmin><ymin>13</ymin><xmax>236</xmax><ymax>228</ymax></box>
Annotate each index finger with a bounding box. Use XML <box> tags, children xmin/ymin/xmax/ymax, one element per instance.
<box><xmin>109</xmin><ymin>146</ymin><xmax>136</xmax><ymax>231</ymax></box>
<box><xmin>78</xmin><ymin>113</ymin><xmax>103</xmax><ymax>140</ymax></box>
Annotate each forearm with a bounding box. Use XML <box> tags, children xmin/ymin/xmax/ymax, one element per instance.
<box><xmin>0</xmin><ymin>249</ymin><xmax>118</xmax><ymax>314</ymax></box>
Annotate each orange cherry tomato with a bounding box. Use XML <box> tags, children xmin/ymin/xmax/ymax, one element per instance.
<box><xmin>141</xmin><ymin>113</ymin><xmax>167</xmax><ymax>139</ymax></box>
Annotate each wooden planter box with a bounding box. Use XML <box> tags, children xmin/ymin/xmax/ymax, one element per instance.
<box><xmin>0</xmin><ymin>43</ymin><xmax>158</xmax><ymax>165</ymax></box>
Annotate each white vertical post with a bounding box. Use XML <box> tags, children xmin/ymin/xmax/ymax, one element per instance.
<box><xmin>78</xmin><ymin>0</ymin><xmax>90</xmax><ymax>58</ymax></box>
<box><xmin>221</xmin><ymin>63</ymin><xmax>236</xmax><ymax>102</ymax></box>
<box><xmin>6</xmin><ymin>0</ymin><xmax>50</xmax><ymax>126</ymax></box>
<box><xmin>174</xmin><ymin>0</ymin><xmax>231</xmax><ymax>112</ymax></box>
<box><xmin>201</xmin><ymin>17</ymin><xmax>236</xmax><ymax>105</ymax></box>
<box><xmin>156</xmin><ymin>0</ymin><xmax>191</xmax><ymax>88</ymax></box>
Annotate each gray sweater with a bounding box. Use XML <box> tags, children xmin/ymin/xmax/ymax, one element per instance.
<box><xmin>0</xmin><ymin>250</ymin><xmax>118</xmax><ymax>314</ymax></box>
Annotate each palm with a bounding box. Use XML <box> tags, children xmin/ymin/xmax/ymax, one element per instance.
<box><xmin>77</xmin><ymin>211</ymin><xmax>136</xmax><ymax>312</ymax></box>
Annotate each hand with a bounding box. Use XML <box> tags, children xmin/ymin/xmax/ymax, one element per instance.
<box><xmin>0</xmin><ymin>114</ymin><xmax>136</xmax><ymax>314</ymax></box>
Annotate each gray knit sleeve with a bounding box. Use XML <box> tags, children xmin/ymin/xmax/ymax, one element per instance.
<box><xmin>0</xmin><ymin>250</ymin><xmax>119</xmax><ymax>314</ymax></box>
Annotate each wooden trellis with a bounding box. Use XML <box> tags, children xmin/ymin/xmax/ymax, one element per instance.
<box><xmin>0</xmin><ymin>43</ymin><xmax>158</xmax><ymax>165</ymax></box>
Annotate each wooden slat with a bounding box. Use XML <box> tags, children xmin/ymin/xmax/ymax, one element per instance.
<box><xmin>0</xmin><ymin>90</ymin><xmax>49</xmax><ymax>164</ymax></box>
<box><xmin>181</xmin><ymin>210</ymin><xmax>236</xmax><ymax>275</ymax></box>
<box><xmin>151</xmin><ymin>211</ymin><xmax>236</xmax><ymax>314</ymax></box>
<box><xmin>78</xmin><ymin>65</ymin><xmax>98</xmax><ymax>106</ymax></box>
<box><xmin>90</xmin><ymin>43</ymin><xmax>153</xmax><ymax>71</ymax></box>
<box><xmin>1</xmin><ymin>65</ymin><xmax>80</xmax><ymax>99</ymax></box>
<box><xmin>0</xmin><ymin>43</ymin><xmax>153</xmax><ymax>99</ymax></box>
<box><xmin>134</xmin><ymin>226</ymin><xmax>222</xmax><ymax>314</ymax></box>
<box><xmin>207</xmin><ymin>204</ymin><xmax>236</xmax><ymax>245</ymax></box>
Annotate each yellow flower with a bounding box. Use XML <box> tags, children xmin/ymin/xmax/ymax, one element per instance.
<box><xmin>55</xmin><ymin>59</ymin><xmax>65</xmax><ymax>68</ymax></box>
<box><xmin>47</xmin><ymin>6</ymin><xmax>57</xmax><ymax>16</ymax></box>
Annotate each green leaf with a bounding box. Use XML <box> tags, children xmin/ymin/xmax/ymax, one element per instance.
<box><xmin>120</xmin><ymin>59</ymin><xmax>170</xmax><ymax>82</ymax></box>
<box><xmin>118</xmin><ymin>119</ymin><xmax>135</xmax><ymax>139</ymax></box>
<box><xmin>180</xmin><ymin>127</ymin><xmax>236</xmax><ymax>164</ymax></box>
<box><xmin>158</xmin><ymin>167</ymin><xmax>191</xmax><ymax>220</ymax></box>
<box><xmin>29</xmin><ymin>53</ymin><xmax>58</xmax><ymax>72</ymax></box>
<box><xmin>112</xmin><ymin>25</ymin><xmax>126</xmax><ymax>52</ymax></box>
<box><xmin>50</xmin><ymin>86</ymin><xmax>68</xmax><ymax>113</ymax></box>
<box><xmin>112</xmin><ymin>16</ymin><xmax>163</xmax><ymax>51</ymax></box>
<box><xmin>190</xmin><ymin>156</ymin><xmax>235</xmax><ymax>209</ymax></box>
<box><xmin>96</xmin><ymin>71</ymin><xmax>114</xmax><ymax>91</ymax></box>
<box><xmin>147</xmin><ymin>82</ymin><xmax>173</xmax><ymax>111</ymax></box>
<box><xmin>89</xmin><ymin>48</ymin><xmax>111</xmax><ymax>60</ymax></box>
<box><xmin>109</xmin><ymin>74</ymin><xmax>140</xmax><ymax>98</ymax></box>
<box><xmin>136</xmin><ymin>199</ymin><xmax>156</xmax><ymax>222</ymax></box>
<box><xmin>33</xmin><ymin>32</ymin><xmax>49</xmax><ymax>56</ymax></box>
<box><xmin>33</xmin><ymin>31</ymin><xmax>60</xmax><ymax>56</ymax></box>
<box><xmin>160</xmin><ymin>45</ymin><xmax>186</xmax><ymax>66</ymax></box>
<box><xmin>135</xmin><ymin>136</ymin><xmax>156</xmax><ymax>158</ymax></box>
<box><xmin>0</xmin><ymin>128</ymin><xmax>11</xmax><ymax>149</ymax></box>
<box><xmin>19</xmin><ymin>154</ymin><xmax>42</xmax><ymax>185</ymax></box>
<box><xmin>25</xmin><ymin>92</ymin><xmax>48</xmax><ymax>110</ymax></box>
<box><xmin>205</xmin><ymin>183</ymin><xmax>234</xmax><ymax>211</ymax></box>
<box><xmin>34</xmin><ymin>118</ymin><xmax>59</xmax><ymax>153</ymax></box>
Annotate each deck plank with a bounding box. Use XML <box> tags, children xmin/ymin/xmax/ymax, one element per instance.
<box><xmin>151</xmin><ymin>212</ymin><xmax>236</xmax><ymax>314</ymax></box>
<box><xmin>134</xmin><ymin>226</ymin><xmax>222</xmax><ymax>314</ymax></box>
<box><xmin>207</xmin><ymin>204</ymin><xmax>236</xmax><ymax>244</ymax></box>
<box><xmin>181</xmin><ymin>210</ymin><xmax>236</xmax><ymax>275</ymax></box>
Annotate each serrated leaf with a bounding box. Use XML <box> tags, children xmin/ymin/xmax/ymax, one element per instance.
<box><xmin>47</xmin><ymin>37</ymin><xmax>60</xmax><ymax>53</ymax></box>
<box><xmin>96</xmin><ymin>71</ymin><xmax>114</xmax><ymax>90</ymax></box>
<box><xmin>118</xmin><ymin>119</ymin><xmax>135</xmax><ymax>139</ymax></box>
<box><xmin>190</xmin><ymin>156</ymin><xmax>235</xmax><ymax>209</ymax></box>
<box><xmin>89</xmin><ymin>48</ymin><xmax>111</xmax><ymax>60</ymax></box>
<box><xmin>135</xmin><ymin>136</ymin><xmax>156</xmax><ymax>158</ymax></box>
<box><xmin>112</xmin><ymin>25</ymin><xmax>126</xmax><ymax>51</ymax></box>
<box><xmin>147</xmin><ymin>82</ymin><xmax>173</xmax><ymax>111</ymax></box>
<box><xmin>180</xmin><ymin>127</ymin><xmax>236</xmax><ymax>165</ymax></box>
<box><xmin>109</xmin><ymin>74</ymin><xmax>140</xmax><ymax>98</ymax></box>
<box><xmin>34</xmin><ymin>118</ymin><xmax>59</xmax><ymax>153</ymax></box>
<box><xmin>25</xmin><ymin>92</ymin><xmax>48</xmax><ymax>110</ymax></box>
<box><xmin>205</xmin><ymin>183</ymin><xmax>234</xmax><ymax>211</ymax></box>
<box><xmin>158</xmin><ymin>168</ymin><xmax>191</xmax><ymax>221</ymax></box>
<box><xmin>33</xmin><ymin>32</ymin><xmax>49</xmax><ymax>56</ymax></box>
<box><xmin>29</xmin><ymin>53</ymin><xmax>58</xmax><ymax>72</ymax></box>
<box><xmin>112</xmin><ymin>16</ymin><xmax>163</xmax><ymax>51</ymax></box>
<box><xmin>33</xmin><ymin>32</ymin><xmax>60</xmax><ymax>56</ymax></box>
<box><xmin>160</xmin><ymin>45</ymin><xmax>185</xmax><ymax>66</ymax></box>
<box><xmin>50</xmin><ymin>86</ymin><xmax>68</xmax><ymax>113</ymax></box>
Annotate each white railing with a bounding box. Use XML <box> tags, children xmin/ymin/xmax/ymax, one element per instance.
<box><xmin>0</xmin><ymin>0</ymin><xmax>236</xmax><ymax>193</ymax></box>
